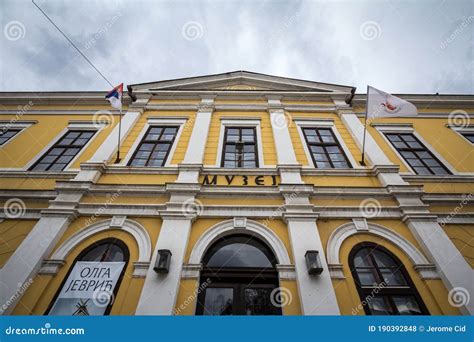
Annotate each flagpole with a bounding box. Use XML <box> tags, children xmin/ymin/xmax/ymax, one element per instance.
<box><xmin>360</xmin><ymin>85</ymin><xmax>369</xmax><ymax>166</ymax></box>
<box><xmin>115</xmin><ymin>90</ymin><xmax>122</xmax><ymax>163</ymax></box>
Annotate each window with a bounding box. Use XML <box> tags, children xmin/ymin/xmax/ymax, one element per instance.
<box><xmin>48</xmin><ymin>239</ymin><xmax>129</xmax><ymax>316</ymax></box>
<box><xmin>349</xmin><ymin>243</ymin><xmax>428</xmax><ymax>315</ymax></box>
<box><xmin>460</xmin><ymin>132</ymin><xmax>474</xmax><ymax>144</ymax></box>
<box><xmin>221</xmin><ymin>127</ymin><xmax>258</xmax><ymax>168</ymax></box>
<box><xmin>31</xmin><ymin>130</ymin><xmax>95</xmax><ymax>171</ymax></box>
<box><xmin>196</xmin><ymin>235</ymin><xmax>282</xmax><ymax>315</ymax></box>
<box><xmin>129</xmin><ymin>126</ymin><xmax>178</xmax><ymax>167</ymax></box>
<box><xmin>385</xmin><ymin>133</ymin><xmax>450</xmax><ymax>175</ymax></box>
<box><xmin>0</xmin><ymin>129</ymin><xmax>21</xmax><ymax>145</ymax></box>
<box><xmin>302</xmin><ymin>127</ymin><xmax>350</xmax><ymax>168</ymax></box>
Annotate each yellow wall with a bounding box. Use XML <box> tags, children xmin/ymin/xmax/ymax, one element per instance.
<box><xmin>0</xmin><ymin>220</ymin><xmax>37</xmax><ymax>267</ymax></box>
<box><xmin>442</xmin><ymin>224</ymin><xmax>474</xmax><ymax>268</ymax></box>
<box><xmin>0</xmin><ymin>114</ymin><xmax>117</xmax><ymax>169</ymax></box>
<box><xmin>203</xmin><ymin>112</ymin><xmax>277</xmax><ymax>166</ymax></box>
<box><xmin>116</xmin><ymin>111</ymin><xmax>195</xmax><ymax>165</ymax></box>
<box><xmin>12</xmin><ymin>230</ymin><xmax>144</xmax><ymax>315</ymax></box>
<box><xmin>365</xmin><ymin>117</ymin><xmax>474</xmax><ymax>173</ymax></box>
<box><xmin>335</xmin><ymin>233</ymin><xmax>460</xmax><ymax>315</ymax></box>
<box><xmin>288</xmin><ymin>112</ymin><xmax>363</xmax><ymax>167</ymax></box>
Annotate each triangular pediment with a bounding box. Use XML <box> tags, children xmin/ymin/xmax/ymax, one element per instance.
<box><xmin>129</xmin><ymin>71</ymin><xmax>355</xmax><ymax>93</ymax></box>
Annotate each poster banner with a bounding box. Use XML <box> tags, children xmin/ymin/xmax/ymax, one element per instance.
<box><xmin>49</xmin><ymin>261</ymin><xmax>125</xmax><ymax>316</ymax></box>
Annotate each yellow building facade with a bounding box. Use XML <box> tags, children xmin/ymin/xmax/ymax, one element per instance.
<box><xmin>0</xmin><ymin>71</ymin><xmax>472</xmax><ymax>316</ymax></box>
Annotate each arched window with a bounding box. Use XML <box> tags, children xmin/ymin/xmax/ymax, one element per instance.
<box><xmin>349</xmin><ymin>243</ymin><xmax>428</xmax><ymax>315</ymax></box>
<box><xmin>48</xmin><ymin>239</ymin><xmax>129</xmax><ymax>315</ymax></box>
<box><xmin>196</xmin><ymin>235</ymin><xmax>281</xmax><ymax>315</ymax></box>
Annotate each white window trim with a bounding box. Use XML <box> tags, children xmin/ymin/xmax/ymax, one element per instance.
<box><xmin>216</xmin><ymin>119</ymin><xmax>265</xmax><ymax>168</ymax></box>
<box><xmin>0</xmin><ymin>122</ymin><xmax>35</xmax><ymax>148</ymax></box>
<box><xmin>449</xmin><ymin>125</ymin><xmax>474</xmax><ymax>145</ymax></box>
<box><xmin>121</xmin><ymin>118</ymin><xmax>186</xmax><ymax>167</ymax></box>
<box><xmin>375</xmin><ymin>125</ymin><xmax>458</xmax><ymax>175</ymax></box>
<box><xmin>295</xmin><ymin>120</ymin><xmax>360</xmax><ymax>169</ymax></box>
<box><xmin>24</xmin><ymin>122</ymin><xmax>106</xmax><ymax>172</ymax></box>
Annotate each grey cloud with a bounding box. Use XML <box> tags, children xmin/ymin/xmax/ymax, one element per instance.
<box><xmin>1</xmin><ymin>0</ymin><xmax>472</xmax><ymax>93</ymax></box>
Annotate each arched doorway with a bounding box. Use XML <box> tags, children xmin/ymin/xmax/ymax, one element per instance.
<box><xmin>196</xmin><ymin>234</ymin><xmax>282</xmax><ymax>315</ymax></box>
<box><xmin>47</xmin><ymin>238</ymin><xmax>129</xmax><ymax>315</ymax></box>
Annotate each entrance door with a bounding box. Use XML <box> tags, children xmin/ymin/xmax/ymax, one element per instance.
<box><xmin>196</xmin><ymin>235</ymin><xmax>282</xmax><ymax>315</ymax></box>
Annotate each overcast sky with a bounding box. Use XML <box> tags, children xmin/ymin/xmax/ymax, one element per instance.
<box><xmin>1</xmin><ymin>0</ymin><xmax>473</xmax><ymax>93</ymax></box>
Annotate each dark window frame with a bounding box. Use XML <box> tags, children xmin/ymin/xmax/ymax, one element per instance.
<box><xmin>349</xmin><ymin>242</ymin><xmax>429</xmax><ymax>315</ymax></box>
<box><xmin>196</xmin><ymin>235</ymin><xmax>281</xmax><ymax>315</ymax></box>
<box><xmin>220</xmin><ymin>126</ymin><xmax>259</xmax><ymax>168</ymax></box>
<box><xmin>301</xmin><ymin>127</ymin><xmax>351</xmax><ymax>169</ymax></box>
<box><xmin>0</xmin><ymin>128</ymin><xmax>22</xmax><ymax>146</ymax></box>
<box><xmin>460</xmin><ymin>131</ymin><xmax>474</xmax><ymax>144</ymax></box>
<box><xmin>128</xmin><ymin>125</ymin><xmax>179</xmax><ymax>167</ymax></box>
<box><xmin>45</xmin><ymin>238</ymin><xmax>129</xmax><ymax>316</ymax></box>
<box><xmin>30</xmin><ymin>130</ymin><xmax>96</xmax><ymax>171</ymax></box>
<box><xmin>385</xmin><ymin>132</ymin><xmax>451</xmax><ymax>175</ymax></box>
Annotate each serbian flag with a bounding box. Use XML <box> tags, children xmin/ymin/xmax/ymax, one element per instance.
<box><xmin>105</xmin><ymin>83</ymin><xmax>123</xmax><ymax>110</ymax></box>
<box><xmin>367</xmin><ymin>86</ymin><xmax>417</xmax><ymax>119</ymax></box>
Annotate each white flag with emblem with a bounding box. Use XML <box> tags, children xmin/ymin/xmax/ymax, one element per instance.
<box><xmin>367</xmin><ymin>86</ymin><xmax>417</xmax><ymax>119</ymax></box>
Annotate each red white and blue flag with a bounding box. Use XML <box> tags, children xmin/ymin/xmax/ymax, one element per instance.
<box><xmin>105</xmin><ymin>83</ymin><xmax>123</xmax><ymax>110</ymax></box>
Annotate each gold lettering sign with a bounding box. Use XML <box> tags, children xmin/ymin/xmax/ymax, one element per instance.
<box><xmin>200</xmin><ymin>175</ymin><xmax>279</xmax><ymax>186</ymax></box>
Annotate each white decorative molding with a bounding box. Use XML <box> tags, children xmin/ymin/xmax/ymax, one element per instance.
<box><xmin>110</xmin><ymin>215</ymin><xmax>127</xmax><ymax>228</ymax></box>
<box><xmin>328</xmin><ymin>264</ymin><xmax>345</xmax><ymax>279</ymax></box>
<box><xmin>133</xmin><ymin>261</ymin><xmax>150</xmax><ymax>278</ymax></box>
<box><xmin>352</xmin><ymin>218</ymin><xmax>368</xmax><ymax>231</ymax></box>
<box><xmin>38</xmin><ymin>259</ymin><xmax>66</xmax><ymax>275</ymax></box>
<box><xmin>276</xmin><ymin>264</ymin><xmax>297</xmax><ymax>280</ymax></box>
<box><xmin>189</xmin><ymin>219</ymin><xmax>291</xmax><ymax>266</ymax></box>
<box><xmin>44</xmin><ymin>218</ymin><xmax>152</xmax><ymax>274</ymax></box>
<box><xmin>181</xmin><ymin>263</ymin><xmax>203</xmax><ymax>279</ymax></box>
<box><xmin>233</xmin><ymin>217</ymin><xmax>247</xmax><ymax>228</ymax></box>
<box><xmin>326</xmin><ymin>222</ymin><xmax>439</xmax><ymax>280</ymax></box>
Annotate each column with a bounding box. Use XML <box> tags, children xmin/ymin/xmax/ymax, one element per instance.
<box><xmin>267</xmin><ymin>97</ymin><xmax>303</xmax><ymax>184</ymax></box>
<box><xmin>404</xmin><ymin>214</ymin><xmax>473</xmax><ymax>315</ymax></box>
<box><xmin>0</xmin><ymin>204</ymin><xmax>77</xmax><ymax>314</ymax></box>
<box><xmin>135</xmin><ymin>214</ymin><xmax>193</xmax><ymax>315</ymax></box>
<box><xmin>284</xmin><ymin>212</ymin><xmax>341</xmax><ymax>315</ymax></box>
<box><xmin>0</xmin><ymin>105</ymin><xmax>144</xmax><ymax>314</ymax></box>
